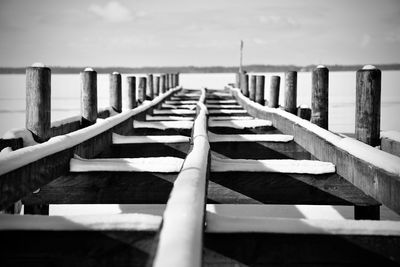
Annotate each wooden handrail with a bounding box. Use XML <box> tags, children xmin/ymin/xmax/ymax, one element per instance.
<box><xmin>153</xmin><ymin>89</ymin><xmax>209</xmax><ymax>267</ymax></box>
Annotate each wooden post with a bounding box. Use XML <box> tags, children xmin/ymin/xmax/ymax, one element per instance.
<box><xmin>284</xmin><ymin>71</ymin><xmax>297</xmax><ymax>114</ymax></box>
<box><xmin>176</xmin><ymin>73</ymin><xmax>180</xmax><ymax>86</ymax></box>
<box><xmin>170</xmin><ymin>73</ymin><xmax>175</xmax><ymax>88</ymax></box>
<box><xmin>355</xmin><ymin>65</ymin><xmax>381</xmax><ymax>146</ymax></box>
<box><xmin>249</xmin><ymin>75</ymin><xmax>256</xmax><ymax>101</ymax></box>
<box><xmin>25</xmin><ymin>63</ymin><xmax>50</xmax><ymax>215</ymax></box>
<box><xmin>241</xmin><ymin>72</ymin><xmax>249</xmax><ymax>97</ymax></box>
<box><xmin>166</xmin><ymin>74</ymin><xmax>170</xmax><ymax>90</ymax></box>
<box><xmin>127</xmin><ymin>76</ymin><xmax>136</xmax><ymax>109</ymax></box>
<box><xmin>154</xmin><ymin>76</ymin><xmax>160</xmax><ymax>97</ymax></box>
<box><xmin>80</xmin><ymin>67</ymin><xmax>97</xmax><ymax>127</ymax></box>
<box><xmin>26</xmin><ymin>63</ymin><xmax>51</xmax><ymax>143</ymax></box>
<box><xmin>138</xmin><ymin>77</ymin><xmax>147</xmax><ymax>103</ymax></box>
<box><xmin>160</xmin><ymin>74</ymin><xmax>166</xmax><ymax>94</ymax></box>
<box><xmin>354</xmin><ymin>65</ymin><xmax>381</xmax><ymax>220</ymax></box>
<box><xmin>297</xmin><ymin>105</ymin><xmax>311</xmax><ymax>120</ymax></box>
<box><xmin>269</xmin><ymin>76</ymin><xmax>280</xmax><ymax>108</ymax></box>
<box><xmin>147</xmin><ymin>74</ymin><xmax>154</xmax><ymax>99</ymax></box>
<box><xmin>235</xmin><ymin>73</ymin><xmax>241</xmax><ymax>88</ymax></box>
<box><xmin>110</xmin><ymin>72</ymin><xmax>122</xmax><ymax>112</ymax></box>
<box><xmin>311</xmin><ymin>66</ymin><xmax>329</xmax><ymax>129</ymax></box>
<box><xmin>255</xmin><ymin>75</ymin><xmax>265</xmax><ymax>105</ymax></box>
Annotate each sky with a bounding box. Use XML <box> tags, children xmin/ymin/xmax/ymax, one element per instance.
<box><xmin>0</xmin><ymin>0</ymin><xmax>399</xmax><ymax>67</ymax></box>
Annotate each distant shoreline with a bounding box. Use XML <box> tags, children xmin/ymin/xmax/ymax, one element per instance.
<box><xmin>1</xmin><ymin>64</ymin><xmax>400</xmax><ymax>74</ymax></box>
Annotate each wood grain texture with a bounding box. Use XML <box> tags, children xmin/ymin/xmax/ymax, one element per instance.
<box><xmin>147</xmin><ymin>74</ymin><xmax>154</xmax><ymax>99</ymax></box>
<box><xmin>356</xmin><ymin>68</ymin><xmax>381</xmax><ymax>146</ymax></box>
<box><xmin>284</xmin><ymin>71</ymin><xmax>297</xmax><ymax>114</ymax></box>
<box><xmin>255</xmin><ymin>75</ymin><xmax>265</xmax><ymax>105</ymax></box>
<box><xmin>80</xmin><ymin>69</ymin><xmax>97</xmax><ymax>127</ymax></box>
<box><xmin>26</xmin><ymin>66</ymin><xmax>51</xmax><ymax>142</ymax></box>
<box><xmin>381</xmin><ymin>136</ymin><xmax>400</xmax><ymax>157</ymax></box>
<box><xmin>110</xmin><ymin>72</ymin><xmax>122</xmax><ymax>112</ymax></box>
<box><xmin>311</xmin><ymin>66</ymin><xmax>329</xmax><ymax>129</ymax></box>
<box><xmin>127</xmin><ymin>76</ymin><xmax>137</xmax><ymax>109</ymax></box>
<box><xmin>249</xmin><ymin>75</ymin><xmax>256</xmax><ymax>101</ymax></box>
<box><xmin>269</xmin><ymin>76</ymin><xmax>280</xmax><ymax>108</ymax></box>
<box><xmin>240</xmin><ymin>72</ymin><xmax>249</xmax><ymax>97</ymax></box>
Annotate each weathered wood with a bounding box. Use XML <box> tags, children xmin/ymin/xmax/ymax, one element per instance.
<box><xmin>208</xmin><ymin>172</ymin><xmax>379</xmax><ymax>206</ymax></box>
<box><xmin>231</xmin><ymin>88</ymin><xmax>400</xmax><ymax>214</ymax></box>
<box><xmin>49</xmin><ymin>118</ymin><xmax>81</xmax><ymax>137</ymax></box>
<box><xmin>284</xmin><ymin>71</ymin><xmax>297</xmax><ymax>114</ymax></box>
<box><xmin>356</xmin><ymin>65</ymin><xmax>381</xmax><ymax>147</ymax></box>
<box><xmin>110</xmin><ymin>72</ymin><xmax>122</xmax><ymax>112</ymax></box>
<box><xmin>154</xmin><ymin>76</ymin><xmax>160</xmax><ymax>96</ymax></box>
<box><xmin>175</xmin><ymin>73</ymin><xmax>180</xmax><ymax>87</ymax></box>
<box><xmin>249</xmin><ymin>75</ymin><xmax>256</xmax><ymax>101</ymax></box>
<box><xmin>269</xmin><ymin>75</ymin><xmax>280</xmax><ymax>108</ymax></box>
<box><xmin>240</xmin><ymin>72</ymin><xmax>249</xmax><ymax>97</ymax></box>
<box><xmin>127</xmin><ymin>76</ymin><xmax>137</xmax><ymax>109</ymax></box>
<box><xmin>255</xmin><ymin>75</ymin><xmax>265</xmax><ymax>105</ymax></box>
<box><xmin>111</xmin><ymin>142</ymin><xmax>190</xmax><ymax>158</ymax></box>
<box><xmin>147</xmin><ymin>74</ymin><xmax>154</xmax><ymax>99</ymax></box>
<box><xmin>22</xmin><ymin>172</ymin><xmax>178</xmax><ymax>205</ymax></box>
<box><xmin>311</xmin><ymin>65</ymin><xmax>329</xmax><ymax>129</ymax></box>
<box><xmin>165</xmin><ymin>74</ymin><xmax>170</xmax><ymax>90</ymax></box>
<box><xmin>160</xmin><ymin>74</ymin><xmax>166</xmax><ymax>93</ymax></box>
<box><xmin>381</xmin><ymin>134</ymin><xmax>400</xmax><ymax>157</ymax></box>
<box><xmin>0</xmin><ymin>138</ymin><xmax>23</xmax><ymax>151</ymax></box>
<box><xmin>26</xmin><ymin>65</ymin><xmax>51</xmax><ymax>142</ymax></box>
<box><xmin>235</xmin><ymin>72</ymin><xmax>240</xmax><ymax>88</ymax></box>
<box><xmin>297</xmin><ymin>105</ymin><xmax>311</xmax><ymax>120</ymax></box>
<box><xmin>205</xmin><ymin>233</ymin><xmax>400</xmax><ymax>266</ymax></box>
<box><xmin>80</xmin><ymin>68</ymin><xmax>97</xmax><ymax>127</ymax></box>
<box><xmin>138</xmin><ymin>77</ymin><xmax>147</xmax><ymax>103</ymax></box>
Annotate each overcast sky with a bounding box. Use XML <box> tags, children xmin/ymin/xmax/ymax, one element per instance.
<box><xmin>0</xmin><ymin>0</ymin><xmax>399</xmax><ymax>67</ymax></box>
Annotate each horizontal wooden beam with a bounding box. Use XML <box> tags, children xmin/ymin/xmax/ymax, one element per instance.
<box><xmin>381</xmin><ymin>131</ymin><xmax>400</xmax><ymax>157</ymax></box>
<box><xmin>231</xmin><ymin>87</ymin><xmax>400</xmax><ymax>214</ymax></box>
<box><xmin>208</xmin><ymin>172</ymin><xmax>379</xmax><ymax>206</ymax></box>
<box><xmin>22</xmin><ymin>172</ymin><xmax>177</xmax><ymax>205</ymax></box>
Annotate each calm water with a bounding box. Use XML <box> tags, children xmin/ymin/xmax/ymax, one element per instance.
<box><xmin>0</xmin><ymin>71</ymin><xmax>399</xmax><ymax>136</ymax></box>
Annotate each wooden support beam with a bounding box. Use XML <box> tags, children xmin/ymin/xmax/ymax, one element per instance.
<box><xmin>284</xmin><ymin>71</ymin><xmax>297</xmax><ymax>114</ymax></box>
<box><xmin>269</xmin><ymin>76</ymin><xmax>280</xmax><ymax>108</ymax></box>
<box><xmin>127</xmin><ymin>76</ymin><xmax>137</xmax><ymax>109</ymax></box>
<box><xmin>110</xmin><ymin>72</ymin><xmax>122</xmax><ymax>112</ymax></box>
<box><xmin>22</xmin><ymin>172</ymin><xmax>178</xmax><ymax>205</ymax></box>
<box><xmin>208</xmin><ymin>172</ymin><xmax>380</xmax><ymax>206</ymax></box>
<box><xmin>80</xmin><ymin>68</ymin><xmax>97</xmax><ymax>127</ymax></box>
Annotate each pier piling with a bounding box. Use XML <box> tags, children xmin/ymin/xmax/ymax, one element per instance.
<box><xmin>127</xmin><ymin>76</ymin><xmax>136</xmax><ymax>109</ymax></box>
<box><xmin>241</xmin><ymin>72</ymin><xmax>249</xmax><ymax>97</ymax></box>
<box><xmin>26</xmin><ymin>64</ymin><xmax>51</xmax><ymax>143</ymax></box>
<box><xmin>284</xmin><ymin>71</ymin><xmax>297</xmax><ymax>114</ymax></box>
<box><xmin>269</xmin><ymin>76</ymin><xmax>280</xmax><ymax>108</ymax></box>
<box><xmin>138</xmin><ymin>77</ymin><xmax>147</xmax><ymax>103</ymax></box>
<box><xmin>110</xmin><ymin>72</ymin><xmax>122</xmax><ymax>112</ymax></box>
<box><xmin>80</xmin><ymin>68</ymin><xmax>97</xmax><ymax>127</ymax></box>
<box><xmin>255</xmin><ymin>75</ymin><xmax>265</xmax><ymax>105</ymax></box>
<box><xmin>249</xmin><ymin>75</ymin><xmax>256</xmax><ymax>101</ymax></box>
<box><xmin>311</xmin><ymin>66</ymin><xmax>329</xmax><ymax>129</ymax></box>
<box><xmin>161</xmin><ymin>74</ymin><xmax>166</xmax><ymax>93</ymax></box>
<box><xmin>155</xmin><ymin>76</ymin><xmax>160</xmax><ymax>96</ymax></box>
<box><xmin>355</xmin><ymin>65</ymin><xmax>381</xmax><ymax>147</ymax></box>
<box><xmin>147</xmin><ymin>74</ymin><xmax>154</xmax><ymax>99</ymax></box>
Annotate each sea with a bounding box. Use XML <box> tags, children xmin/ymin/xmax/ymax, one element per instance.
<box><xmin>1</xmin><ymin>71</ymin><xmax>399</xmax><ymax>136</ymax></box>
<box><xmin>1</xmin><ymin>71</ymin><xmax>400</xmax><ymax>220</ymax></box>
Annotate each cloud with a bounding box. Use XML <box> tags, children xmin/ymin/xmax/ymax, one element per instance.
<box><xmin>89</xmin><ymin>1</ymin><xmax>133</xmax><ymax>23</ymax></box>
<box><xmin>258</xmin><ymin>15</ymin><xmax>299</xmax><ymax>27</ymax></box>
<box><xmin>361</xmin><ymin>34</ymin><xmax>371</xmax><ymax>47</ymax></box>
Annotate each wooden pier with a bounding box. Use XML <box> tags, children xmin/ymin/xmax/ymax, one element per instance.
<box><xmin>1</xmin><ymin>65</ymin><xmax>400</xmax><ymax>266</ymax></box>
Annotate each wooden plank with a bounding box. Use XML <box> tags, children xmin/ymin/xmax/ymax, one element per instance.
<box><xmin>231</xmin><ymin>87</ymin><xmax>400</xmax><ymax>214</ymax></box>
<box><xmin>22</xmin><ymin>172</ymin><xmax>177</xmax><ymax>205</ymax></box>
<box><xmin>208</xmin><ymin>172</ymin><xmax>380</xmax><ymax>206</ymax></box>
<box><xmin>381</xmin><ymin>131</ymin><xmax>400</xmax><ymax>157</ymax></box>
<box><xmin>111</xmin><ymin>143</ymin><xmax>189</xmax><ymax>158</ymax></box>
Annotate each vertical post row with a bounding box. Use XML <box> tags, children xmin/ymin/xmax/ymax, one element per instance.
<box><xmin>127</xmin><ymin>76</ymin><xmax>136</xmax><ymax>109</ymax></box>
<box><xmin>249</xmin><ymin>75</ymin><xmax>256</xmax><ymax>101</ymax></box>
<box><xmin>147</xmin><ymin>74</ymin><xmax>154</xmax><ymax>99</ymax></box>
<box><xmin>241</xmin><ymin>72</ymin><xmax>249</xmax><ymax>97</ymax></box>
<box><xmin>80</xmin><ymin>68</ymin><xmax>97</xmax><ymax>127</ymax></box>
<box><xmin>154</xmin><ymin>76</ymin><xmax>160</xmax><ymax>97</ymax></box>
<box><xmin>284</xmin><ymin>71</ymin><xmax>297</xmax><ymax>114</ymax></box>
<box><xmin>355</xmin><ymin>65</ymin><xmax>381</xmax><ymax>146</ymax></box>
<box><xmin>110</xmin><ymin>72</ymin><xmax>122</xmax><ymax>112</ymax></box>
<box><xmin>255</xmin><ymin>75</ymin><xmax>265</xmax><ymax>105</ymax></box>
<box><xmin>26</xmin><ymin>63</ymin><xmax>51</xmax><ymax>143</ymax></box>
<box><xmin>311</xmin><ymin>66</ymin><xmax>329</xmax><ymax>129</ymax></box>
<box><xmin>269</xmin><ymin>76</ymin><xmax>280</xmax><ymax>108</ymax></box>
<box><xmin>138</xmin><ymin>77</ymin><xmax>147</xmax><ymax>103</ymax></box>
<box><xmin>161</xmin><ymin>74</ymin><xmax>166</xmax><ymax>94</ymax></box>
